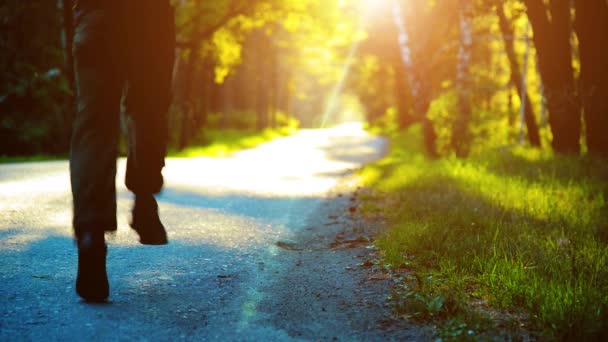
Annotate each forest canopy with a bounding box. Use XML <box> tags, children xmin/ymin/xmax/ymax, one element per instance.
<box><xmin>1</xmin><ymin>0</ymin><xmax>607</xmax><ymax>158</ymax></box>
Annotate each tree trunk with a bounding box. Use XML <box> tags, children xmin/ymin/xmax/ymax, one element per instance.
<box><xmin>392</xmin><ymin>1</ymin><xmax>437</xmax><ymax>156</ymax></box>
<box><xmin>57</xmin><ymin>0</ymin><xmax>75</xmax><ymax>152</ymax></box>
<box><xmin>419</xmin><ymin>96</ymin><xmax>436</xmax><ymax>157</ymax></box>
<box><xmin>61</xmin><ymin>0</ymin><xmax>74</xmax><ymax>90</ymax></box>
<box><xmin>254</xmin><ymin>31</ymin><xmax>270</xmax><ymax>130</ymax></box>
<box><xmin>496</xmin><ymin>3</ymin><xmax>541</xmax><ymax>147</ymax></box>
<box><xmin>393</xmin><ymin>60</ymin><xmax>415</xmax><ymax>129</ymax></box>
<box><xmin>269</xmin><ymin>42</ymin><xmax>279</xmax><ymax>128</ymax></box>
<box><xmin>574</xmin><ymin>0</ymin><xmax>608</xmax><ymax>157</ymax></box>
<box><xmin>525</xmin><ymin>0</ymin><xmax>581</xmax><ymax>154</ymax></box>
<box><xmin>178</xmin><ymin>68</ymin><xmax>193</xmax><ymax>149</ymax></box>
<box><xmin>198</xmin><ymin>58</ymin><xmax>212</xmax><ymax>129</ymax></box>
<box><xmin>278</xmin><ymin>70</ymin><xmax>293</xmax><ymax>119</ymax></box>
<box><xmin>222</xmin><ymin>76</ymin><xmax>235</xmax><ymax>129</ymax></box>
<box><xmin>256</xmin><ymin>75</ymin><xmax>269</xmax><ymax>130</ymax></box>
<box><xmin>178</xmin><ymin>42</ymin><xmax>200</xmax><ymax>149</ymax></box>
<box><xmin>452</xmin><ymin>0</ymin><xmax>474</xmax><ymax>157</ymax></box>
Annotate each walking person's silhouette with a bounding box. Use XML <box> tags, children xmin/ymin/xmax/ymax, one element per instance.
<box><xmin>70</xmin><ymin>0</ymin><xmax>175</xmax><ymax>302</ymax></box>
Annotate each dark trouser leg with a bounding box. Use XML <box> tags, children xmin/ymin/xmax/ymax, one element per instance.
<box><xmin>70</xmin><ymin>8</ymin><xmax>123</xmax><ymax>237</ymax></box>
<box><xmin>124</xmin><ymin>2</ymin><xmax>175</xmax><ymax>195</ymax></box>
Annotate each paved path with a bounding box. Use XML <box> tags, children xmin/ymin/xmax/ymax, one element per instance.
<box><xmin>0</xmin><ymin>124</ymin><xmax>431</xmax><ymax>341</ymax></box>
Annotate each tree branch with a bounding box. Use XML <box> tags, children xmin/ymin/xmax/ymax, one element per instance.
<box><xmin>177</xmin><ymin>1</ymin><xmax>259</xmax><ymax>50</ymax></box>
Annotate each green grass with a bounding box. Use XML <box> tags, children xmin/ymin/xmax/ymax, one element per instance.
<box><xmin>169</xmin><ymin>126</ymin><xmax>297</xmax><ymax>158</ymax></box>
<box><xmin>359</xmin><ymin>124</ymin><xmax>608</xmax><ymax>340</ymax></box>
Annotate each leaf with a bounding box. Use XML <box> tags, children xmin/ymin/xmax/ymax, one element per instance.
<box><xmin>427</xmin><ymin>295</ymin><xmax>446</xmax><ymax>313</ymax></box>
<box><xmin>276</xmin><ymin>240</ymin><xmax>303</xmax><ymax>251</ymax></box>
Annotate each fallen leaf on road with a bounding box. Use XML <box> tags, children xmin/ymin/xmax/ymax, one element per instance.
<box><xmin>330</xmin><ymin>236</ymin><xmax>370</xmax><ymax>249</ymax></box>
<box><xmin>359</xmin><ymin>260</ymin><xmax>374</xmax><ymax>268</ymax></box>
<box><xmin>369</xmin><ymin>274</ymin><xmax>391</xmax><ymax>281</ymax></box>
<box><xmin>276</xmin><ymin>240</ymin><xmax>304</xmax><ymax>251</ymax></box>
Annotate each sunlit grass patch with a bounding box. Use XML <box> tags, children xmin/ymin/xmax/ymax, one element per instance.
<box><xmin>169</xmin><ymin>126</ymin><xmax>297</xmax><ymax>158</ymax></box>
<box><xmin>359</xmin><ymin>124</ymin><xmax>608</xmax><ymax>340</ymax></box>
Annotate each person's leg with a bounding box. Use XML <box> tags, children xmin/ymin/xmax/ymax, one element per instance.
<box><xmin>70</xmin><ymin>4</ymin><xmax>124</xmax><ymax>301</ymax></box>
<box><xmin>122</xmin><ymin>1</ymin><xmax>175</xmax><ymax>245</ymax></box>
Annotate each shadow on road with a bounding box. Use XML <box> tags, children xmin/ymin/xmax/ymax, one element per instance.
<box><xmin>0</xmin><ymin>125</ymin><xmax>407</xmax><ymax>340</ymax></box>
<box><xmin>0</xmin><ymin>231</ymin><xmax>264</xmax><ymax>339</ymax></box>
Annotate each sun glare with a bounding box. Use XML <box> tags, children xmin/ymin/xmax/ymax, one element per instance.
<box><xmin>360</xmin><ymin>0</ymin><xmax>392</xmax><ymax>12</ymax></box>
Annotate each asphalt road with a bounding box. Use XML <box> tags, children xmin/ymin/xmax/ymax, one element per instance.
<box><xmin>0</xmin><ymin>123</ymin><xmax>432</xmax><ymax>341</ymax></box>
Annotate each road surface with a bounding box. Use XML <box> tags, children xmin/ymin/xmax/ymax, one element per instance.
<box><xmin>0</xmin><ymin>123</ymin><xmax>432</xmax><ymax>341</ymax></box>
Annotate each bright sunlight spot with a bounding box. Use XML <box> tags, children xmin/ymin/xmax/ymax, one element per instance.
<box><xmin>163</xmin><ymin>123</ymin><xmax>381</xmax><ymax>198</ymax></box>
<box><xmin>360</xmin><ymin>0</ymin><xmax>391</xmax><ymax>11</ymax></box>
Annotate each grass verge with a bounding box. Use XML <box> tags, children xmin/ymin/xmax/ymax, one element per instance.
<box><xmin>169</xmin><ymin>126</ymin><xmax>297</xmax><ymax>158</ymax></box>
<box><xmin>359</xmin><ymin>124</ymin><xmax>608</xmax><ymax>340</ymax></box>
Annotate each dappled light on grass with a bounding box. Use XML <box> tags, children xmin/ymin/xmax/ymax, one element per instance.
<box><xmin>170</xmin><ymin>126</ymin><xmax>298</xmax><ymax>159</ymax></box>
<box><xmin>359</xmin><ymin>124</ymin><xmax>608</xmax><ymax>339</ymax></box>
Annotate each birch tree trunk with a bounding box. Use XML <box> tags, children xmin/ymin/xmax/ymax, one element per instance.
<box><xmin>495</xmin><ymin>3</ymin><xmax>541</xmax><ymax>147</ymax></box>
<box><xmin>393</xmin><ymin>60</ymin><xmax>415</xmax><ymax>129</ymax></box>
<box><xmin>452</xmin><ymin>0</ymin><xmax>473</xmax><ymax>157</ymax></box>
<box><xmin>392</xmin><ymin>0</ymin><xmax>437</xmax><ymax>156</ymax></box>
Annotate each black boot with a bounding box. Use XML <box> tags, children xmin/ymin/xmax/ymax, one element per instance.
<box><xmin>130</xmin><ymin>194</ymin><xmax>168</xmax><ymax>245</ymax></box>
<box><xmin>76</xmin><ymin>231</ymin><xmax>109</xmax><ymax>302</ymax></box>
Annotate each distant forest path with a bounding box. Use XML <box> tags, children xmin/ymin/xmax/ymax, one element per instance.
<box><xmin>0</xmin><ymin>123</ymin><xmax>432</xmax><ymax>340</ymax></box>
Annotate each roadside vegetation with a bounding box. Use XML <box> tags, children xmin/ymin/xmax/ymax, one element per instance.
<box><xmin>1</xmin><ymin>122</ymin><xmax>297</xmax><ymax>163</ymax></box>
<box><xmin>169</xmin><ymin>124</ymin><xmax>297</xmax><ymax>158</ymax></box>
<box><xmin>359</xmin><ymin>125</ymin><xmax>608</xmax><ymax>340</ymax></box>
<box><xmin>2</xmin><ymin>1</ymin><xmax>359</xmax><ymax>158</ymax></box>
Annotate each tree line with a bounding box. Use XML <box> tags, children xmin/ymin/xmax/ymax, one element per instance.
<box><xmin>1</xmin><ymin>0</ymin><xmax>607</xmax><ymax>158</ymax></box>
<box><xmin>2</xmin><ymin>0</ymin><xmax>365</xmax><ymax>155</ymax></box>
<box><xmin>356</xmin><ymin>0</ymin><xmax>608</xmax><ymax>157</ymax></box>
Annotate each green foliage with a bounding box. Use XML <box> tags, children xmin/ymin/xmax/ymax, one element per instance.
<box><xmin>169</xmin><ymin>124</ymin><xmax>297</xmax><ymax>158</ymax></box>
<box><xmin>350</xmin><ymin>54</ymin><xmax>397</xmax><ymax>124</ymax></box>
<box><xmin>360</xmin><ymin>124</ymin><xmax>608</xmax><ymax>339</ymax></box>
<box><xmin>4</xmin><ymin>0</ymin><xmax>607</xmax><ymax>159</ymax></box>
<box><xmin>353</xmin><ymin>0</ymin><xmax>559</xmax><ymax>156</ymax></box>
<box><xmin>1</xmin><ymin>0</ymin><xmax>71</xmax><ymax>155</ymax></box>
<box><xmin>170</xmin><ymin>0</ymin><xmax>364</xmax><ymax>147</ymax></box>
